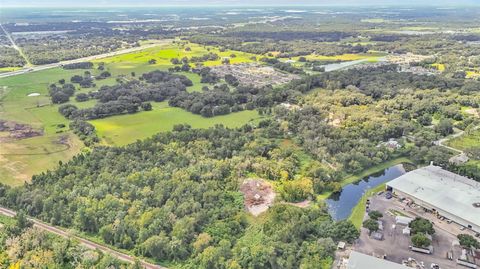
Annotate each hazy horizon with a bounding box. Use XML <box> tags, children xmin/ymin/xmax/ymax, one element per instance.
<box><xmin>2</xmin><ymin>0</ymin><xmax>480</xmax><ymax>7</ymax></box>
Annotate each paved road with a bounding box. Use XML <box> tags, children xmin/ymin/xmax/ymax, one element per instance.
<box><xmin>0</xmin><ymin>40</ymin><xmax>172</xmax><ymax>79</ymax></box>
<box><xmin>0</xmin><ymin>206</ymin><xmax>166</xmax><ymax>269</ymax></box>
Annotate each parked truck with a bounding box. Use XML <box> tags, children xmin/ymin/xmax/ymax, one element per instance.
<box><xmin>409</xmin><ymin>245</ymin><xmax>432</xmax><ymax>254</ymax></box>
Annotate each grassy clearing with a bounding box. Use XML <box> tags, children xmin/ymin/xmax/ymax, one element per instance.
<box><xmin>0</xmin><ymin>67</ymin><xmax>100</xmax><ymax>186</ymax></box>
<box><xmin>445</xmin><ymin>129</ymin><xmax>480</xmax><ymax>151</ymax></box>
<box><xmin>467</xmin><ymin>70</ymin><xmax>480</xmax><ymax>78</ymax></box>
<box><xmin>91</xmin><ymin>102</ymin><xmax>264</xmax><ymax>146</ymax></box>
<box><xmin>0</xmin><ymin>66</ymin><xmax>22</xmax><ymax>73</ymax></box>
<box><xmin>0</xmin><ymin>214</ymin><xmax>14</xmax><ymax>226</ymax></box>
<box><xmin>0</xmin><ymin>40</ymin><xmax>260</xmax><ymax>185</ymax></box>
<box><xmin>400</xmin><ymin>26</ymin><xmax>439</xmax><ymax>31</ymax></box>
<box><xmin>361</xmin><ymin>18</ymin><xmax>388</xmax><ymax>23</ymax></box>
<box><xmin>431</xmin><ymin>63</ymin><xmax>445</xmax><ymax>72</ymax></box>
<box><xmin>97</xmin><ymin>41</ymin><xmax>256</xmax><ymax>69</ymax></box>
<box><xmin>291</xmin><ymin>52</ymin><xmax>386</xmax><ymax>63</ymax></box>
<box><xmin>0</xmin><ymin>132</ymin><xmax>83</xmax><ymax>186</ymax></box>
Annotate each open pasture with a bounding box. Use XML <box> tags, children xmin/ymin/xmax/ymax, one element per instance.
<box><xmin>0</xmin><ymin>132</ymin><xmax>83</xmax><ymax>186</ymax></box>
<box><xmin>445</xmin><ymin>129</ymin><xmax>480</xmax><ymax>152</ymax></box>
<box><xmin>91</xmin><ymin>102</ymin><xmax>264</xmax><ymax>146</ymax></box>
<box><xmin>0</xmin><ymin>40</ymin><xmax>260</xmax><ymax>185</ymax></box>
<box><xmin>284</xmin><ymin>52</ymin><xmax>386</xmax><ymax>63</ymax></box>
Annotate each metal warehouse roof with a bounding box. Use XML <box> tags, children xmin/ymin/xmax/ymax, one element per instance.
<box><xmin>347</xmin><ymin>251</ymin><xmax>409</xmax><ymax>269</ymax></box>
<box><xmin>387</xmin><ymin>165</ymin><xmax>480</xmax><ymax>227</ymax></box>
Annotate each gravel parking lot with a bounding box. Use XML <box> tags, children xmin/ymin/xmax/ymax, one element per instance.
<box><xmin>353</xmin><ymin>194</ymin><xmax>472</xmax><ymax>269</ymax></box>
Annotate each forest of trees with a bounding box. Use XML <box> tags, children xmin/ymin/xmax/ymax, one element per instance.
<box><xmin>7</xmin><ymin>8</ymin><xmax>480</xmax><ymax>269</ymax></box>
<box><xmin>16</xmin><ymin>35</ymin><xmax>135</xmax><ymax>65</ymax></box>
<box><xmin>0</xmin><ymin>211</ymin><xmax>136</xmax><ymax>268</ymax></box>
<box><xmin>0</xmin><ymin>47</ymin><xmax>26</xmax><ymax>68</ymax></box>
<box><xmin>62</xmin><ymin>61</ymin><xmax>93</xmax><ymax>69</ymax></box>
<box><xmin>0</xmin><ymin>125</ymin><xmax>359</xmax><ymax>268</ymax></box>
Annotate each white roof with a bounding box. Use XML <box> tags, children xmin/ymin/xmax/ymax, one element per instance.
<box><xmin>347</xmin><ymin>251</ymin><xmax>409</xmax><ymax>269</ymax></box>
<box><xmin>395</xmin><ymin>216</ymin><xmax>413</xmax><ymax>225</ymax></box>
<box><xmin>387</xmin><ymin>165</ymin><xmax>480</xmax><ymax>227</ymax></box>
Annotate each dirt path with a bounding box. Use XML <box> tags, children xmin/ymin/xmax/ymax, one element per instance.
<box><xmin>434</xmin><ymin>125</ymin><xmax>480</xmax><ymax>157</ymax></box>
<box><xmin>435</xmin><ymin>130</ymin><xmax>465</xmax><ymax>154</ymax></box>
<box><xmin>0</xmin><ymin>206</ymin><xmax>166</xmax><ymax>269</ymax></box>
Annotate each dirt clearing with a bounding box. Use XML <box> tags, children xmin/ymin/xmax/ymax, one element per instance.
<box><xmin>240</xmin><ymin>179</ymin><xmax>276</xmax><ymax>216</ymax></box>
<box><xmin>0</xmin><ymin>120</ymin><xmax>43</xmax><ymax>142</ymax></box>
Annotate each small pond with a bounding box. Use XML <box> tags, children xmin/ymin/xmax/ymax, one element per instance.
<box><xmin>326</xmin><ymin>164</ymin><xmax>406</xmax><ymax>221</ymax></box>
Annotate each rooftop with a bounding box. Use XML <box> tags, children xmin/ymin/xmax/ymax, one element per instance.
<box><xmin>347</xmin><ymin>251</ymin><xmax>409</xmax><ymax>269</ymax></box>
<box><xmin>387</xmin><ymin>165</ymin><xmax>480</xmax><ymax>227</ymax></box>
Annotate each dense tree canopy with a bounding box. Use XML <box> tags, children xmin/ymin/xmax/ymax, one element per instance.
<box><xmin>0</xmin><ymin>125</ymin><xmax>358</xmax><ymax>267</ymax></box>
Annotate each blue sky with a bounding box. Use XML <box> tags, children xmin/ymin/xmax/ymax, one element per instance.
<box><xmin>2</xmin><ymin>0</ymin><xmax>480</xmax><ymax>7</ymax></box>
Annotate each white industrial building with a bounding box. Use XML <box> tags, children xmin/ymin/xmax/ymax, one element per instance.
<box><xmin>387</xmin><ymin>165</ymin><xmax>480</xmax><ymax>233</ymax></box>
<box><xmin>346</xmin><ymin>251</ymin><xmax>409</xmax><ymax>269</ymax></box>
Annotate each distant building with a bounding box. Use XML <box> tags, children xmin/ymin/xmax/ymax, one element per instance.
<box><xmin>279</xmin><ymin>103</ymin><xmax>300</xmax><ymax>111</ymax></box>
<box><xmin>385</xmin><ymin>139</ymin><xmax>401</xmax><ymax>149</ymax></box>
<box><xmin>377</xmin><ymin>139</ymin><xmax>401</xmax><ymax>150</ymax></box>
<box><xmin>346</xmin><ymin>251</ymin><xmax>409</xmax><ymax>269</ymax></box>
<box><xmin>387</xmin><ymin>165</ymin><xmax>480</xmax><ymax>233</ymax></box>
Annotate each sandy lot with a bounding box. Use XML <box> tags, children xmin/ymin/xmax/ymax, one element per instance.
<box><xmin>240</xmin><ymin>179</ymin><xmax>276</xmax><ymax>216</ymax></box>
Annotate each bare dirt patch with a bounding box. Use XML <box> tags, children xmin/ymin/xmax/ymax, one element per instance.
<box><xmin>240</xmin><ymin>179</ymin><xmax>276</xmax><ymax>216</ymax></box>
<box><xmin>465</xmin><ymin>108</ymin><xmax>479</xmax><ymax>118</ymax></box>
<box><xmin>0</xmin><ymin>120</ymin><xmax>43</xmax><ymax>142</ymax></box>
<box><xmin>282</xmin><ymin>199</ymin><xmax>311</xmax><ymax>208</ymax></box>
<box><xmin>210</xmin><ymin>63</ymin><xmax>300</xmax><ymax>87</ymax></box>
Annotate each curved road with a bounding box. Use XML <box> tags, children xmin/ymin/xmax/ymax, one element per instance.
<box><xmin>0</xmin><ymin>207</ymin><xmax>166</xmax><ymax>269</ymax></box>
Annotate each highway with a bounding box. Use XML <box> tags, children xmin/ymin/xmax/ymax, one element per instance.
<box><xmin>0</xmin><ymin>206</ymin><xmax>166</xmax><ymax>269</ymax></box>
<box><xmin>0</xmin><ymin>40</ymin><xmax>172</xmax><ymax>79</ymax></box>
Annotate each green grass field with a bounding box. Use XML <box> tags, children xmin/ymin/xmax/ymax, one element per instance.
<box><xmin>91</xmin><ymin>102</ymin><xmax>264</xmax><ymax>146</ymax></box>
<box><xmin>0</xmin><ymin>67</ymin><xmax>22</xmax><ymax>73</ymax></box>
<box><xmin>0</xmin><ymin>132</ymin><xmax>84</xmax><ymax>186</ymax></box>
<box><xmin>0</xmin><ymin>40</ymin><xmax>261</xmax><ymax>186</ymax></box>
<box><xmin>290</xmin><ymin>52</ymin><xmax>386</xmax><ymax>63</ymax></box>
<box><xmin>0</xmin><ymin>39</ymin><xmax>389</xmax><ymax>186</ymax></box>
<box><xmin>445</xmin><ymin>129</ymin><xmax>480</xmax><ymax>151</ymax></box>
<box><xmin>97</xmin><ymin>41</ymin><xmax>256</xmax><ymax>69</ymax></box>
<box><xmin>0</xmin><ymin>214</ymin><xmax>14</xmax><ymax>226</ymax></box>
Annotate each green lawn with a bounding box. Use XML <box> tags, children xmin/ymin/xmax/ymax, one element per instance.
<box><xmin>445</xmin><ymin>129</ymin><xmax>480</xmax><ymax>151</ymax></box>
<box><xmin>0</xmin><ymin>132</ymin><xmax>84</xmax><ymax>186</ymax></box>
<box><xmin>0</xmin><ymin>40</ymin><xmax>261</xmax><ymax>186</ymax></box>
<box><xmin>91</xmin><ymin>102</ymin><xmax>264</xmax><ymax>146</ymax></box>
<box><xmin>288</xmin><ymin>52</ymin><xmax>386</xmax><ymax>63</ymax></box>
<box><xmin>98</xmin><ymin>41</ymin><xmax>256</xmax><ymax>68</ymax></box>
<box><xmin>348</xmin><ymin>183</ymin><xmax>387</xmax><ymax>229</ymax></box>
<box><xmin>0</xmin><ymin>214</ymin><xmax>14</xmax><ymax>226</ymax></box>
